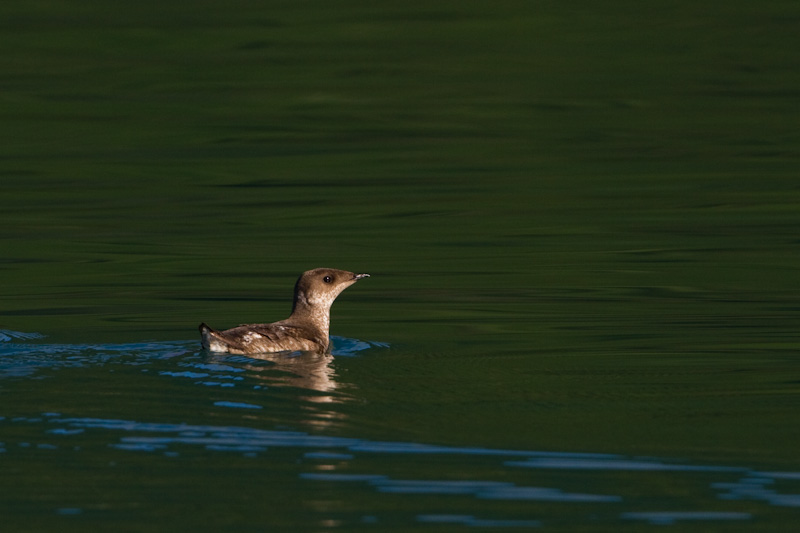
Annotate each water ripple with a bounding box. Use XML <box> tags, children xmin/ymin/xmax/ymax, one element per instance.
<box><xmin>2</xmin><ymin>331</ymin><xmax>798</xmax><ymax>527</ymax></box>
<box><xmin>621</xmin><ymin>511</ymin><xmax>752</xmax><ymax>525</ymax></box>
<box><xmin>417</xmin><ymin>514</ymin><xmax>542</xmax><ymax>528</ymax></box>
<box><xmin>7</xmin><ymin>414</ymin><xmax>794</xmax><ymax>521</ymax></box>
<box><xmin>0</xmin><ymin>331</ymin><xmax>385</xmax><ymax>392</ymax></box>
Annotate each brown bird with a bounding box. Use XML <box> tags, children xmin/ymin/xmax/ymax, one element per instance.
<box><xmin>199</xmin><ymin>268</ymin><xmax>370</xmax><ymax>354</ymax></box>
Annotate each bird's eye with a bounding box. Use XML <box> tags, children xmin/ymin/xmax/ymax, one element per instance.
<box><xmin>323</xmin><ymin>275</ymin><xmax>333</xmax><ymax>283</ymax></box>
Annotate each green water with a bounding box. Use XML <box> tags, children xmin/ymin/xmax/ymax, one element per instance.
<box><xmin>2</xmin><ymin>1</ymin><xmax>799</xmax><ymax>530</ymax></box>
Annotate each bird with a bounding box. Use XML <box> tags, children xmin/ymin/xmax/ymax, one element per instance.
<box><xmin>199</xmin><ymin>268</ymin><xmax>369</xmax><ymax>354</ymax></box>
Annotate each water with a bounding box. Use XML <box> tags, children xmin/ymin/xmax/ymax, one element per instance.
<box><xmin>2</xmin><ymin>1</ymin><xmax>800</xmax><ymax>531</ymax></box>
<box><xmin>2</xmin><ymin>332</ymin><xmax>799</xmax><ymax>531</ymax></box>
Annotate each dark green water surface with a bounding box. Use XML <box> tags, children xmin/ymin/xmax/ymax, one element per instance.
<box><xmin>2</xmin><ymin>1</ymin><xmax>799</xmax><ymax>531</ymax></box>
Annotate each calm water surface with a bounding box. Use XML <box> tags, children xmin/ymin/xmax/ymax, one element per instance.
<box><xmin>2</xmin><ymin>1</ymin><xmax>800</xmax><ymax>531</ymax></box>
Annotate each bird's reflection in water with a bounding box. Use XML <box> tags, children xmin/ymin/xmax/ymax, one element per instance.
<box><xmin>206</xmin><ymin>350</ymin><xmax>346</xmax><ymax>400</ymax></box>
<box><xmin>253</xmin><ymin>351</ymin><xmax>340</xmax><ymax>398</ymax></box>
<box><xmin>202</xmin><ymin>338</ymin><xmax>384</xmax><ymax>430</ymax></box>
<box><xmin>204</xmin><ymin>350</ymin><xmax>349</xmax><ymax>431</ymax></box>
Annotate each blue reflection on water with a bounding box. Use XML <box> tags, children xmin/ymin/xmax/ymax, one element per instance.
<box><xmin>0</xmin><ymin>330</ymin><xmax>385</xmax><ymax>397</ymax></box>
<box><xmin>0</xmin><ymin>329</ymin><xmax>194</xmax><ymax>379</ymax></box>
<box><xmin>0</xmin><ymin>330</ymin><xmax>44</xmax><ymax>342</ymax></box>
<box><xmin>418</xmin><ymin>514</ymin><xmax>543</xmax><ymax>528</ymax></box>
<box><xmin>19</xmin><ymin>413</ymin><xmax>797</xmax><ymax>516</ymax></box>
<box><xmin>213</xmin><ymin>401</ymin><xmax>263</xmax><ymax>410</ymax></box>
<box><xmin>621</xmin><ymin>511</ymin><xmax>752</xmax><ymax>525</ymax></box>
<box><xmin>3</xmin><ymin>330</ymin><xmax>800</xmax><ymax>526</ymax></box>
<box><xmin>507</xmin><ymin>457</ymin><xmax>744</xmax><ymax>473</ymax></box>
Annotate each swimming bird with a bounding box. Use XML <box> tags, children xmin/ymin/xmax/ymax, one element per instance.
<box><xmin>199</xmin><ymin>268</ymin><xmax>369</xmax><ymax>355</ymax></box>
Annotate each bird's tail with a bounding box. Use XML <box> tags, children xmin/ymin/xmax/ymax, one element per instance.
<box><xmin>198</xmin><ymin>322</ymin><xmax>216</xmax><ymax>350</ymax></box>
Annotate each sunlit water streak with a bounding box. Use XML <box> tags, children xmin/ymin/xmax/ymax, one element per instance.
<box><xmin>2</xmin><ymin>330</ymin><xmax>799</xmax><ymax>528</ymax></box>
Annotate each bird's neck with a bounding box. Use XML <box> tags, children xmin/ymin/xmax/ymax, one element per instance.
<box><xmin>290</xmin><ymin>299</ymin><xmax>331</xmax><ymax>340</ymax></box>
